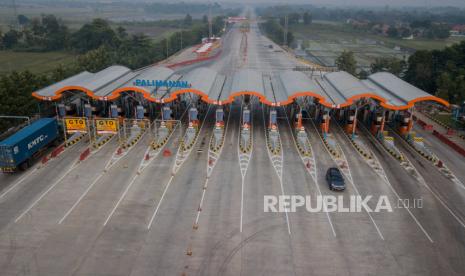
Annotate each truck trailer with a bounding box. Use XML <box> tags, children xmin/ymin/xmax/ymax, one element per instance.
<box><xmin>0</xmin><ymin>118</ymin><xmax>59</xmax><ymax>172</ymax></box>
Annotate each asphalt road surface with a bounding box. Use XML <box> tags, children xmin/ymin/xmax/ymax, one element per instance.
<box><xmin>0</xmin><ymin>10</ymin><xmax>464</xmax><ymax>276</ymax></box>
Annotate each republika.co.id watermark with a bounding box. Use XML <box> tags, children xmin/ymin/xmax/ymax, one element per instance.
<box><xmin>264</xmin><ymin>195</ymin><xmax>423</xmax><ymax>213</ymax></box>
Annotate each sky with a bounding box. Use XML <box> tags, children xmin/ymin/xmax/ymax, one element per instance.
<box><xmin>227</xmin><ymin>0</ymin><xmax>465</xmax><ymax>8</ymax></box>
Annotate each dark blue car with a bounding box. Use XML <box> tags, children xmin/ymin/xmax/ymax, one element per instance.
<box><xmin>326</xmin><ymin>167</ymin><xmax>345</xmax><ymax>191</ymax></box>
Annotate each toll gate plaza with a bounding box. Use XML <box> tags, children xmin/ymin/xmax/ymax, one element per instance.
<box><xmin>0</xmin><ymin>12</ymin><xmax>464</xmax><ymax>276</ymax></box>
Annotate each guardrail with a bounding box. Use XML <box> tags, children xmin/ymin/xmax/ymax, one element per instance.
<box><xmin>413</xmin><ymin>115</ymin><xmax>433</xmax><ymax>131</ymax></box>
<box><xmin>167</xmin><ymin>49</ymin><xmax>222</xmax><ymax>69</ymax></box>
<box><xmin>432</xmin><ymin>130</ymin><xmax>465</xmax><ymax>158</ymax></box>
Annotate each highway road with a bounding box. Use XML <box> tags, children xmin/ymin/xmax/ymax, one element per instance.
<box><xmin>0</xmin><ymin>10</ymin><xmax>464</xmax><ymax>276</ymax></box>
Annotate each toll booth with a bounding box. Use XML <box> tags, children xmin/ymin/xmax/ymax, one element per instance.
<box><xmin>243</xmin><ymin>109</ymin><xmax>250</xmax><ymax>126</ymax></box>
<box><xmin>371</xmin><ymin>113</ymin><xmax>384</xmax><ymax>136</ymax></box>
<box><xmin>110</xmin><ymin>104</ymin><xmax>119</xmax><ymax>118</ymax></box>
<box><xmin>162</xmin><ymin>106</ymin><xmax>172</xmax><ymax>120</ymax></box>
<box><xmin>393</xmin><ymin>112</ymin><xmax>413</xmax><ymax>136</ymax></box>
<box><xmin>321</xmin><ymin>113</ymin><xmax>330</xmax><ymax>135</ymax></box>
<box><xmin>189</xmin><ymin>107</ymin><xmax>199</xmax><ymax>127</ymax></box>
<box><xmin>345</xmin><ymin>109</ymin><xmax>356</xmax><ymax>135</ymax></box>
<box><xmin>216</xmin><ymin>108</ymin><xmax>224</xmax><ymax>123</ymax></box>
<box><xmin>269</xmin><ymin>109</ymin><xmax>277</xmax><ymax>128</ymax></box>
<box><xmin>57</xmin><ymin>103</ymin><xmax>66</xmax><ymax>118</ymax></box>
<box><xmin>294</xmin><ymin>112</ymin><xmax>303</xmax><ymax>129</ymax></box>
<box><xmin>84</xmin><ymin>104</ymin><xmax>92</xmax><ymax>118</ymax></box>
<box><xmin>136</xmin><ymin>105</ymin><xmax>145</xmax><ymax>120</ymax></box>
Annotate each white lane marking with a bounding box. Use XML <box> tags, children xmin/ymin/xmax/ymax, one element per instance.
<box><xmin>196</xmin><ymin>106</ymin><xmax>232</xmax><ymax>226</ymax></box>
<box><xmin>335</xmin><ymin>122</ymin><xmax>433</xmax><ymax>242</ymax></box>
<box><xmin>207</xmin><ymin>105</ymin><xmax>232</xmax><ymax>176</ymax></box>
<box><xmin>103</xmin><ymin>121</ymin><xmax>182</xmax><ymax>226</ymax></box>
<box><xmin>103</xmin><ymin>174</ymin><xmax>138</xmax><ymax>226</ymax></box>
<box><xmin>172</xmin><ymin>106</ymin><xmax>213</xmax><ymax>174</ymax></box>
<box><xmin>362</xmin><ymin>124</ymin><xmax>465</xmax><ymax>229</ymax></box>
<box><xmin>104</xmin><ymin>128</ymin><xmax>148</xmax><ymax>170</ymax></box>
<box><xmin>282</xmin><ymin>108</ymin><xmax>336</xmax><ymax>237</ymax></box>
<box><xmin>58</xmin><ymin>135</ymin><xmax>144</xmax><ymax>224</ymax></box>
<box><xmin>0</xmin><ymin>168</ymin><xmax>38</xmax><ymax>200</ymax></box>
<box><xmin>0</xmin><ymin>141</ymin><xmax>87</xmax><ymax>202</ymax></box>
<box><xmin>406</xmin><ymin>154</ymin><xmax>465</xmax><ymax>229</ymax></box>
<box><xmin>238</xmin><ymin>102</ymin><xmax>255</xmax><ymax>233</ymax></box>
<box><xmin>58</xmin><ymin>172</ymin><xmax>104</xmax><ymax>224</ymax></box>
<box><xmin>309</xmin><ymin>119</ymin><xmax>384</xmax><ymax>240</ymax></box>
<box><xmin>195</xmin><ymin>178</ymin><xmax>209</xmax><ymax>225</ymax></box>
<box><xmin>147</xmin><ymin>107</ymin><xmax>213</xmax><ymax>230</ymax></box>
<box><xmin>334</xmin><ymin>133</ymin><xmax>385</xmax><ymax>240</ymax></box>
<box><xmin>147</xmin><ymin>175</ymin><xmax>174</xmax><ymax>229</ymax></box>
<box><xmin>261</xmin><ymin>107</ymin><xmax>291</xmax><ymax>235</ymax></box>
<box><xmin>15</xmin><ymin>161</ymin><xmax>80</xmax><ymax>223</ymax></box>
<box><xmin>240</xmin><ymin>177</ymin><xmax>245</xmax><ymax>233</ymax></box>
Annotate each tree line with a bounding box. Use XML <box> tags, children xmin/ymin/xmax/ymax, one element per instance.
<box><xmin>0</xmin><ymin>15</ymin><xmax>226</xmax><ymax>132</ymax></box>
<box><xmin>335</xmin><ymin>41</ymin><xmax>465</xmax><ymax>105</ymax></box>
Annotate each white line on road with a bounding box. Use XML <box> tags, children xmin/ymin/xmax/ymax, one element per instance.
<box><xmin>103</xmin><ymin>174</ymin><xmax>139</xmax><ymax>226</ymax></box>
<box><xmin>148</xmin><ymin>107</ymin><xmax>213</xmax><ymax>229</ymax></box>
<box><xmin>335</xmin><ymin>133</ymin><xmax>385</xmax><ymax>240</ymax></box>
<box><xmin>337</xmin><ymin>122</ymin><xmax>433</xmax><ymax>242</ymax></box>
<box><xmin>147</xmin><ymin>175</ymin><xmax>174</xmax><ymax>229</ymax></box>
<box><xmin>282</xmin><ymin>108</ymin><xmax>337</xmax><ymax>237</ymax></box>
<box><xmin>15</xmin><ymin>161</ymin><xmax>80</xmax><ymax>223</ymax></box>
<box><xmin>362</xmin><ymin>123</ymin><xmax>465</xmax><ymax>230</ymax></box>
<box><xmin>0</xmin><ymin>168</ymin><xmax>38</xmax><ymax>201</ymax></box>
<box><xmin>58</xmin><ymin>172</ymin><xmax>104</xmax><ymax>224</ymax></box>
<box><xmin>240</xmin><ymin>177</ymin><xmax>245</xmax><ymax>233</ymax></box>
<box><xmin>195</xmin><ymin>178</ymin><xmax>209</xmax><ymax>225</ymax></box>
<box><xmin>58</xmin><ymin>130</ymin><xmax>149</xmax><ymax>224</ymax></box>
<box><xmin>309</xmin><ymin>118</ymin><xmax>384</xmax><ymax>240</ymax></box>
<box><xmin>262</xmin><ymin>106</ymin><xmax>291</xmax><ymax>235</ymax></box>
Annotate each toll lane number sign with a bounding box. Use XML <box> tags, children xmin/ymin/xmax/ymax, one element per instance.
<box><xmin>65</xmin><ymin>118</ymin><xmax>87</xmax><ymax>133</ymax></box>
<box><xmin>96</xmin><ymin>119</ymin><xmax>118</xmax><ymax>134</ymax></box>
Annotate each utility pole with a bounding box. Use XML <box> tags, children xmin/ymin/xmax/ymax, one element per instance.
<box><xmin>12</xmin><ymin>0</ymin><xmax>18</xmax><ymax>27</ymax></box>
<box><xmin>180</xmin><ymin>30</ymin><xmax>183</xmax><ymax>50</ymax></box>
<box><xmin>283</xmin><ymin>15</ymin><xmax>288</xmax><ymax>47</ymax></box>
<box><xmin>208</xmin><ymin>3</ymin><xmax>213</xmax><ymax>39</ymax></box>
<box><xmin>166</xmin><ymin>37</ymin><xmax>169</xmax><ymax>58</ymax></box>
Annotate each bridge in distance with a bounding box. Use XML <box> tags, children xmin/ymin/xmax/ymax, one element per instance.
<box><xmin>0</xmin><ymin>9</ymin><xmax>464</xmax><ymax>276</ymax></box>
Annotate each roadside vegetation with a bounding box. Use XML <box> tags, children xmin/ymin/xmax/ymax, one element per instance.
<box><xmin>333</xmin><ymin>41</ymin><xmax>465</xmax><ymax>105</ymax></box>
<box><xmin>0</xmin><ymin>13</ymin><xmax>227</xmax><ymax>132</ymax></box>
<box><xmin>257</xmin><ymin>5</ymin><xmax>465</xmax><ymax>105</ymax></box>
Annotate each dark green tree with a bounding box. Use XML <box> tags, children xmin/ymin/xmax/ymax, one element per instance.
<box><xmin>387</xmin><ymin>26</ymin><xmax>398</xmax><ymax>38</ymax></box>
<box><xmin>370</xmin><ymin>57</ymin><xmax>405</xmax><ymax>77</ymax></box>
<box><xmin>18</xmin><ymin>14</ymin><xmax>30</xmax><ymax>26</ymax></box>
<box><xmin>2</xmin><ymin>29</ymin><xmax>20</xmax><ymax>49</ymax></box>
<box><xmin>183</xmin><ymin>14</ymin><xmax>193</xmax><ymax>27</ymax></box>
<box><xmin>116</xmin><ymin>26</ymin><xmax>128</xmax><ymax>39</ymax></box>
<box><xmin>335</xmin><ymin>51</ymin><xmax>357</xmax><ymax>75</ymax></box>
<box><xmin>77</xmin><ymin>45</ymin><xmax>115</xmax><ymax>72</ymax></box>
<box><xmin>71</xmin><ymin>19</ymin><xmax>120</xmax><ymax>53</ymax></box>
<box><xmin>303</xmin><ymin>12</ymin><xmax>312</xmax><ymax>25</ymax></box>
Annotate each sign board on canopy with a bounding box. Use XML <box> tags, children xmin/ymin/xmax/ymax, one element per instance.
<box><xmin>133</xmin><ymin>79</ymin><xmax>190</xmax><ymax>89</ymax></box>
<box><xmin>65</xmin><ymin>118</ymin><xmax>87</xmax><ymax>134</ymax></box>
<box><xmin>95</xmin><ymin>119</ymin><xmax>118</xmax><ymax>134</ymax></box>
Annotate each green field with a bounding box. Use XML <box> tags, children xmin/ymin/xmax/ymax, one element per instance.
<box><xmin>290</xmin><ymin>22</ymin><xmax>465</xmax><ymax>69</ymax></box>
<box><xmin>292</xmin><ymin>23</ymin><xmax>465</xmax><ymax>51</ymax></box>
<box><xmin>0</xmin><ymin>51</ymin><xmax>76</xmax><ymax>75</ymax></box>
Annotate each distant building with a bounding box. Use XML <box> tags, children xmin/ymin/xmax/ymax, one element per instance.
<box><xmin>227</xmin><ymin>17</ymin><xmax>247</xmax><ymax>24</ymax></box>
<box><xmin>372</xmin><ymin>24</ymin><xmax>390</xmax><ymax>35</ymax></box>
<box><xmin>346</xmin><ymin>18</ymin><xmax>370</xmax><ymax>28</ymax></box>
<box><xmin>450</xmin><ymin>25</ymin><xmax>465</xmax><ymax>36</ymax></box>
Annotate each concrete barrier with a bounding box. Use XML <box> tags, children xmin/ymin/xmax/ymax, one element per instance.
<box><xmin>433</xmin><ymin>130</ymin><xmax>465</xmax><ymax>157</ymax></box>
<box><xmin>167</xmin><ymin>49</ymin><xmax>222</xmax><ymax>69</ymax></box>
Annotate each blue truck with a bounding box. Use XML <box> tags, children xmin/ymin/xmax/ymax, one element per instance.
<box><xmin>0</xmin><ymin>118</ymin><xmax>59</xmax><ymax>172</ymax></box>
